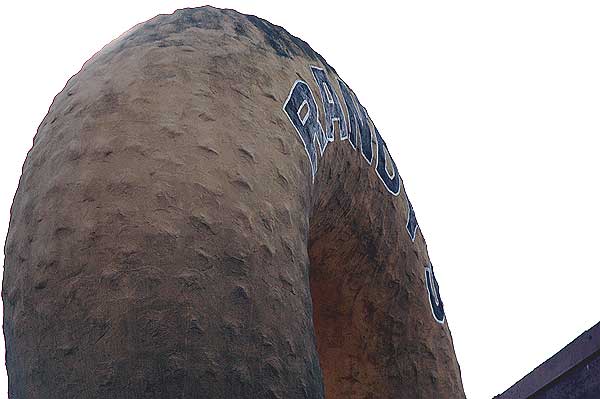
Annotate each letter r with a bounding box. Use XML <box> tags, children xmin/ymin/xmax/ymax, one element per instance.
<box><xmin>283</xmin><ymin>80</ymin><xmax>327</xmax><ymax>181</ymax></box>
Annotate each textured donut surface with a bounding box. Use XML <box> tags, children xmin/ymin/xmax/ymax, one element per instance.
<box><xmin>3</xmin><ymin>7</ymin><xmax>465</xmax><ymax>398</ymax></box>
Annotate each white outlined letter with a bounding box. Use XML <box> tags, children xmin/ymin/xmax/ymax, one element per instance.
<box><xmin>311</xmin><ymin>66</ymin><xmax>348</xmax><ymax>141</ymax></box>
<box><xmin>283</xmin><ymin>80</ymin><xmax>327</xmax><ymax>180</ymax></box>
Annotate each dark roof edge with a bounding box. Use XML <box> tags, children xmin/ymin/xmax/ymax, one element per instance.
<box><xmin>494</xmin><ymin>321</ymin><xmax>600</xmax><ymax>399</ymax></box>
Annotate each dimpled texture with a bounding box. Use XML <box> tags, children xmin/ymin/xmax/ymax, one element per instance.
<box><xmin>3</xmin><ymin>6</ymin><xmax>466</xmax><ymax>399</ymax></box>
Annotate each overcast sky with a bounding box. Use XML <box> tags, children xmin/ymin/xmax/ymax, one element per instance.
<box><xmin>1</xmin><ymin>1</ymin><xmax>599</xmax><ymax>398</ymax></box>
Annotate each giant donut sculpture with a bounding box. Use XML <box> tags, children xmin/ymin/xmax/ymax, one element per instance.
<box><xmin>3</xmin><ymin>7</ymin><xmax>466</xmax><ymax>399</ymax></box>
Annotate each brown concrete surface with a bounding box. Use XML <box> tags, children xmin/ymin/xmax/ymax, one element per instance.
<box><xmin>3</xmin><ymin>6</ymin><xmax>465</xmax><ymax>398</ymax></box>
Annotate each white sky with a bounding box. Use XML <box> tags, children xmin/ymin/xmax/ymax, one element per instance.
<box><xmin>1</xmin><ymin>1</ymin><xmax>599</xmax><ymax>398</ymax></box>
